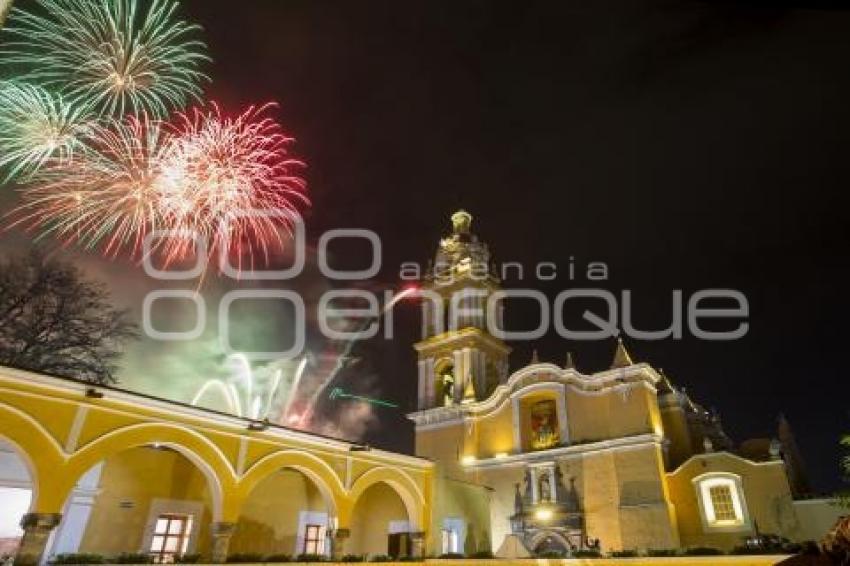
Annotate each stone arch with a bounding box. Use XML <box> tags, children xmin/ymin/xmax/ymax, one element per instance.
<box><xmin>528</xmin><ymin>530</ymin><xmax>571</xmax><ymax>555</ymax></box>
<box><xmin>0</xmin><ymin>401</ymin><xmax>65</xmax><ymax>512</ymax></box>
<box><xmin>237</xmin><ymin>450</ymin><xmax>346</xmax><ymax>517</ymax></box>
<box><xmin>347</xmin><ymin>467</ymin><xmax>425</xmax><ymax>531</ymax></box>
<box><xmin>63</xmin><ymin>422</ymin><xmax>237</xmax><ymax>521</ymax></box>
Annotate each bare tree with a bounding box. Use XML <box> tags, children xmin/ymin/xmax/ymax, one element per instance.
<box><xmin>0</xmin><ymin>250</ymin><xmax>137</xmax><ymax>384</ymax></box>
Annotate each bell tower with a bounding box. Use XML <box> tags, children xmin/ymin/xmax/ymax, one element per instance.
<box><xmin>414</xmin><ymin>210</ymin><xmax>511</xmax><ymax>411</ymax></box>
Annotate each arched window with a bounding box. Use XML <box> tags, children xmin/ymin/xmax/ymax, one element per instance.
<box><xmin>692</xmin><ymin>473</ymin><xmax>751</xmax><ymax>532</ymax></box>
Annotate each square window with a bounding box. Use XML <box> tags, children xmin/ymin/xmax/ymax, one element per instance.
<box><xmin>303</xmin><ymin>524</ymin><xmax>324</xmax><ymax>555</ymax></box>
<box><xmin>149</xmin><ymin>514</ymin><xmax>192</xmax><ymax>563</ymax></box>
<box><xmin>709</xmin><ymin>485</ymin><xmax>738</xmax><ymax>522</ymax></box>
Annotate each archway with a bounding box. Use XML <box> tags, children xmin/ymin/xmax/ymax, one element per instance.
<box><xmin>0</xmin><ymin>439</ymin><xmax>34</xmax><ymax>560</ymax></box>
<box><xmin>230</xmin><ymin>467</ymin><xmax>336</xmax><ymax>559</ymax></box>
<box><xmin>348</xmin><ymin>482</ymin><xmax>412</xmax><ymax>558</ymax></box>
<box><xmin>56</xmin><ymin>434</ymin><xmax>227</xmax><ymax>563</ymax></box>
<box><xmin>529</xmin><ymin>530</ymin><xmax>571</xmax><ymax>557</ymax></box>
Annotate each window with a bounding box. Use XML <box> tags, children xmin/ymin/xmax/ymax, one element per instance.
<box><xmin>441</xmin><ymin>518</ymin><xmax>464</xmax><ymax>554</ymax></box>
<box><xmin>303</xmin><ymin>524</ymin><xmax>324</xmax><ymax>555</ymax></box>
<box><xmin>441</xmin><ymin>529</ymin><xmax>459</xmax><ymax>554</ymax></box>
<box><xmin>150</xmin><ymin>514</ymin><xmax>193</xmax><ymax>563</ymax></box>
<box><xmin>694</xmin><ymin>474</ymin><xmax>749</xmax><ymax>532</ymax></box>
<box><xmin>709</xmin><ymin>485</ymin><xmax>737</xmax><ymax>522</ymax></box>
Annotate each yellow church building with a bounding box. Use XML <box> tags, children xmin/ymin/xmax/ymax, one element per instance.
<box><xmin>0</xmin><ymin>211</ymin><xmax>843</xmax><ymax>564</ymax></box>
<box><xmin>407</xmin><ymin>211</ymin><xmax>840</xmax><ymax>557</ymax></box>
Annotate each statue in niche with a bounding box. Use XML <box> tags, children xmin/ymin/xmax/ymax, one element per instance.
<box><xmin>530</xmin><ymin>399</ymin><xmax>560</xmax><ymax>450</ymax></box>
<box><xmin>441</xmin><ymin>367</ymin><xmax>455</xmax><ymax>406</ymax></box>
<box><xmin>539</xmin><ymin>471</ymin><xmax>551</xmax><ymax>501</ymax></box>
<box><xmin>523</xmin><ymin>469</ymin><xmax>533</xmax><ymax>502</ymax></box>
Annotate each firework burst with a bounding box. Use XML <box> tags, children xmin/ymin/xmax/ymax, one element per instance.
<box><xmin>13</xmin><ymin>113</ymin><xmax>174</xmax><ymax>256</ymax></box>
<box><xmin>1</xmin><ymin>0</ymin><xmax>209</xmax><ymax>118</ymax></box>
<box><xmin>0</xmin><ymin>81</ymin><xmax>92</xmax><ymax>182</ymax></box>
<box><xmin>158</xmin><ymin>102</ymin><xmax>309</xmax><ymax>269</ymax></box>
<box><xmin>13</xmin><ymin>103</ymin><xmax>308</xmax><ymax>272</ymax></box>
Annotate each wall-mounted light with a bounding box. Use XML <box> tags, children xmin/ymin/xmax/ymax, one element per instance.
<box><xmin>85</xmin><ymin>387</ymin><xmax>103</xmax><ymax>399</ymax></box>
<box><xmin>248</xmin><ymin>419</ymin><xmax>268</xmax><ymax>431</ymax></box>
<box><xmin>534</xmin><ymin>507</ymin><xmax>553</xmax><ymax>521</ymax></box>
<box><xmin>350</xmin><ymin>444</ymin><xmax>371</xmax><ymax>452</ymax></box>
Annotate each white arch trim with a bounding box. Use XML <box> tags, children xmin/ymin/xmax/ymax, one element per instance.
<box><xmin>241</xmin><ymin>449</ymin><xmax>345</xmax><ymax>515</ymax></box>
<box><xmin>350</xmin><ymin>466</ymin><xmax>425</xmax><ymax>531</ymax></box>
<box><xmin>68</xmin><ymin>422</ymin><xmax>237</xmax><ymax>522</ymax></box>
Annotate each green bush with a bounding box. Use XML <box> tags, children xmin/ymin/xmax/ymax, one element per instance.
<box><xmin>295</xmin><ymin>555</ymin><xmax>326</xmax><ymax>563</ymax></box>
<box><xmin>535</xmin><ymin>550</ymin><xmax>564</xmax><ymax>558</ymax></box>
<box><xmin>572</xmin><ymin>549</ymin><xmax>601</xmax><ymax>558</ymax></box>
<box><xmin>609</xmin><ymin>549</ymin><xmax>638</xmax><ymax>557</ymax></box>
<box><xmin>340</xmin><ymin>555</ymin><xmax>364</xmax><ymax>563</ymax></box>
<box><xmin>174</xmin><ymin>555</ymin><xmax>202</xmax><ymax>564</ymax></box>
<box><xmin>263</xmin><ymin>555</ymin><xmax>291</xmax><ymax>563</ymax></box>
<box><xmin>51</xmin><ymin>554</ymin><xmax>106</xmax><ymax>565</ymax></box>
<box><xmin>468</xmin><ymin>551</ymin><xmax>493</xmax><ymax>559</ymax></box>
<box><xmin>436</xmin><ymin>553</ymin><xmax>464</xmax><ymax>559</ymax></box>
<box><xmin>647</xmin><ymin>548</ymin><xmax>679</xmax><ymax>557</ymax></box>
<box><xmin>684</xmin><ymin>547</ymin><xmax>724</xmax><ymax>556</ymax></box>
<box><xmin>370</xmin><ymin>556</ymin><xmax>393</xmax><ymax>563</ymax></box>
<box><xmin>112</xmin><ymin>553</ymin><xmax>153</xmax><ymax>564</ymax></box>
<box><xmin>226</xmin><ymin>553</ymin><xmax>264</xmax><ymax>563</ymax></box>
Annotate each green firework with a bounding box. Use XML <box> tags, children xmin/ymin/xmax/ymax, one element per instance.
<box><xmin>0</xmin><ymin>80</ymin><xmax>92</xmax><ymax>182</ymax></box>
<box><xmin>1</xmin><ymin>0</ymin><xmax>210</xmax><ymax>118</ymax></box>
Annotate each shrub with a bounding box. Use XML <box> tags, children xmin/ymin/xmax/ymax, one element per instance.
<box><xmin>535</xmin><ymin>550</ymin><xmax>565</xmax><ymax>558</ymax></box>
<box><xmin>340</xmin><ymin>556</ymin><xmax>364</xmax><ymax>563</ymax></box>
<box><xmin>175</xmin><ymin>555</ymin><xmax>202</xmax><ymax>564</ymax></box>
<box><xmin>572</xmin><ymin>549</ymin><xmax>601</xmax><ymax>558</ymax></box>
<box><xmin>51</xmin><ymin>554</ymin><xmax>105</xmax><ymax>565</ymax></box>
<box><xmin>370</xmin><ymin>556</ymin><xmax>393</xmax><ymax>563</ymax></box>
<box><xmin>226</xmin><ymin>553</ymin><xmax>264</xmax><ymax>563</ymax></box>
<box><xmin>436</xmin><ymin>553</ymin><xmax>464</xmax><ymax>559</ymax></box>
<box><xmin>263</xmin><ymin>555</ymin><xmax>291</xmax><ymax>563</ymax></box>
<box><xmin>112</xmin><ymin>553</ymin><xmax>153</xmax><ymax>564</ymax></box>
<box><xmin>647</xmin><ymin>548</ymin><xmax>679</xmax><ymax>557</ymax></box>
<box><xmin>295</xmin><ymin>555</ymin><xmax>326</xmax><ymax>563</ymax></box>
<box><xmin>468</xmin><ymin>551</ymin><xmax>493</xmax><ymax>559</ymax></box>
<box><xmin>684</xmin><ymin>547</ymin><xmax>724</xmax><ymax>556</ymax></box>
<box><xmin>609</xmin><ymin>549</ymin><xmax>638</xmax><ymax>557</ymax></box>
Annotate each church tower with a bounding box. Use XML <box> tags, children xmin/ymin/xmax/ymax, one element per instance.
<box><xmin>414</xmin><ymin>210</ymin><xmax>511</xmax><ymax>410</ymax></box>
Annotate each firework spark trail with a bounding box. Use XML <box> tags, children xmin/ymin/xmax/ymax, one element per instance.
<box><xmin>0</xmin><ymin>0</ymin><xmax>209</xmax><ymax>118</ymax></box>
<box><xmin>0</xmin><ymin>81</ymin><xmax>92</xmax><ymax>182</ymax></box>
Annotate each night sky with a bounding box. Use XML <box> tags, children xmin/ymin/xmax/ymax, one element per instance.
<box><xmin>3</xmin><ymin>0</ymin><xmax>850</xmax><ymax>492</ymax></box>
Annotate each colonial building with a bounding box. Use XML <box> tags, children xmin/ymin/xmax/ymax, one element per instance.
<box><xmin>0</xmin><ymin>210</ymin><xmax>842</xmax><ymax>565</ymax></box>
<box><xmin>407</xmin><ymin>210</ymin><xmax>841</xmax><ymax>556</ymax></box>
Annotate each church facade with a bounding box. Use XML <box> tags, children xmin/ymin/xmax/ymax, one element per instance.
<box><xmin>408</xmin><ymin>211</ymin><xmax>840</xmax><ymax>556</ymax></box>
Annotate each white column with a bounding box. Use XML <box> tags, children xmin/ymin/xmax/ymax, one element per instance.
<box><xmin>426</xmin><ymin>358</ymin><xmax>436</xmax><ymax>407</ymax></box>
<box><xmin>417</xmin><ymin>360</ymin><xmax>428</xmax><ymax>410</ymax></box>
<box><xmin>548</xmin><ymin>465</ymin><xmax>557</xmax><ymax>502</ymax></box>
<box><xmin>453</xmin><ymin>350</ymin><xmax>463</xmax><ymax>404</ymax></box>
<box><xmin>530</xmin><ymin>468</ymin><xmax>539</xmax><ymax>503</ymax></box>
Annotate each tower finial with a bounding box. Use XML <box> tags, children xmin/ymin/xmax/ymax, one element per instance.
<box><xmin>530</xmin><ymin>349</ymin><xmax>540</xmax><ymax>364</ymax></box>
<box><xmin>610</xmin><ymin>336</ymin><xmax>634</xmax><ymax>369</ymax></box>
<box><xmin>564</xmin><ymin>352</ymin><xmax>576</xmax><ymax>370</ymax></box>
<box><xmin>451</xmin><ymin>209</ymin><xmax>472</xmax><ymax>234</ymax></box>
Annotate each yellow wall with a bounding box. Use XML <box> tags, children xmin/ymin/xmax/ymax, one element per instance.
<box><xmin>229</xmin><ymin>469</ymin><xmax>327</xmax><ymax>556</ymax></box>
<box><xmin>80</xmin><ymin>447</ymin><xmax>213</xmax><ymax>556</ymax></box>
<box><xmin>667</xmin><ymin>454</ymin><xmax>793</xmax><ymax>550</ymax></box>
<box><xmin>348</xmin><ymin>483</ymin><xmax>408</xmax><ymax>556</ymax></box>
